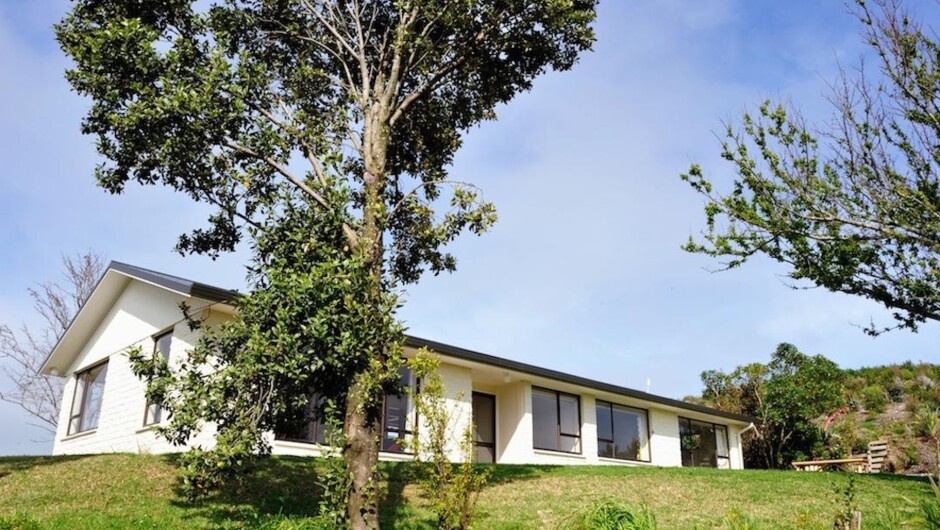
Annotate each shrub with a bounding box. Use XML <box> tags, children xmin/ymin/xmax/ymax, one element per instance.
<box><xmin>916</xmin><ymin>409</ymin><xmax>940</xmax><ymax>439</ymax></box>
<box><xmin>409</xmin><ymin>351</ymin><xmax>489</xmax><ymax>530</ymax></box>
<box><xmin>887</xmin><ymin>377</ymin><xmax>906</xmax><ymax>402</ymax></box>
<box><xmin>862</xmin><ymin>385</ymin><xmax>888</xmax><ymax>413</ymax></box>
<box><xmin>558</xmin><ymin>499</ymin><xmax>657</xmax><ymax>530</ymax></box>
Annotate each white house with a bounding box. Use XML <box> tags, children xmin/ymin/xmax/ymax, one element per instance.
<box><xmin>40</xmin><ymin>262</ymin><xmax>754</xmax><ymax>469</ymax></box>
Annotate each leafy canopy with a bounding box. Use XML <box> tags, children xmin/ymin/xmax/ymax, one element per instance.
<box><xmin>697</xmin><ymin>343</ymin><xmax>843</xmax><ymax>468</ymax></box>
<box><xmin>682</xmin><ymin>0</ymin><xmax>940</xmax><ymax>334</ymax></box>
<box><xmin>58</xmin><ymin>0</ymin><xmax>598</xmax><ymax>518</ymax></box>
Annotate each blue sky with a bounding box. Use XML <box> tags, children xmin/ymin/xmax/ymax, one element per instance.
<box><xmin>1</xmin><ymin>1</ymin><xmax>939</xmax><ymax>455</ymax></box>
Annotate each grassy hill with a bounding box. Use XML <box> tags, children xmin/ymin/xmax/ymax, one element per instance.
<box><xmin>0</xmin><ymin>454</ymin><xmax>934</xmax><ymax>529</ymax></box>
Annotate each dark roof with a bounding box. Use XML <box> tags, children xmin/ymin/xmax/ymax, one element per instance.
<box><xmin>106</xmin><ymin>262</ymin><xmax>756</xmax><ymax>424</ymax></box>
<box><xmin>405</xmin><ymin>336</ymin><xmax>756</xmax><ymax>423</ymax></box>
<box><xmin>110</xmin><ymin>261</ymin><xmax>238</xmax><ymax>302</ymax></box>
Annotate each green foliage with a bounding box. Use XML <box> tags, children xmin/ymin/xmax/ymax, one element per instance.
<box><xmin>0</xmin><ymin>513</ymin><xmax>39</xmax><ymax>530</ymax></box>
<box><xmin>916</xmin><ymin>409</ymin><xmax>940</xmax><ymax>439</ymax></box>
<box><xmin>408</xmin><ymin>351</ymin><xmax>489</xmax><ymax>530</ymax></box>
<box><xmin>60</xmin><ymin>1</ymin><xmax>596</xmax><ymax>524</ymax></box>
<box><xmin>862</xmin><ymin>385</ymin><xmax>889</xmax><ymax>413</ymax></box>
<box><xmin>313</xmin><ymin>402</ymin><xmax>352</xmax><ymax>528</ymax></box>
<box><xmin>557</xmin><ymin>499</ymin><xmax>657</xmax><ymax>530</ymax></box>
<box><xmin>695</xmin><ymin>343</ymin><xmax>843</xmax><ymax>468</ymax></box>
<box><xmin>832</xmin><ymin>475</ymin><xmax>859</xmax><ymax>530</ymax></box>
<box><xmin>682</xmin><ymin>0</ymin><xmax>940</xmax><ymax>334</ymax></box>
<box><xmin>128</xmin><ymin>201</ymin><xmax>406</xmax><ymax>502</ymax></box>
<box><xmin>924</xmin><ymin>477</ymin><xmax>940</xmax><ymax>529</ymax></box>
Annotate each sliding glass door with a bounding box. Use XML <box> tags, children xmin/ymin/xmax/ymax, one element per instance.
<box><xmin>679</xmin><ymin>417</ymin><xmax>730</xmax><ymax>468</ymax></box>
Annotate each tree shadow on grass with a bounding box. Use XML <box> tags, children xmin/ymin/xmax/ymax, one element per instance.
<box><xmin>168</xmin><ymin>455</ymin><xmax>325</xmax><ymax>529</ymax></box>
<box><xmin>166</xmin><ymin>456</ymin><xmax>548</xmax><ymax>529</ymax></box>
<box><xmin>0</xmin><ymin>454</ymin><xmax>95</xmax><ymax>478</ymax></box>
<box><xmin>379</xmin><ymin>462</ymin><xmax>546</xmax><ymax>529</ymax></box>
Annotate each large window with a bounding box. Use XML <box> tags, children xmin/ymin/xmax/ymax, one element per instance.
<box><xmin>596</xmin><ymin>400</ymin><xmax>650</xmax><ymax>462</ymax></box>
<box><xmin>274</xmin><ymin>366</ymin><xmax>416</xmax><ymax>453</ymax></box>
<box><xmin>67</xmin><ymin>360</ymin><xmax>109</xmax><ymax>435</ymax></box>
<box><xmin>532</xmin><ymin>387</ymin><xmax>581</xmax><ymax>453</ymax></box>
<box><xmin>679</xmin><ymin>417</ymin><xmax>730</xmax><ymax>468</ymax></box>
<box><xmin>143</xmin><ymin>330</ymin><xmax>172</xmax><ymax>426</ymax></box>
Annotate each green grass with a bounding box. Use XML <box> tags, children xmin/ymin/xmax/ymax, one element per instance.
<box><xmin>0</xmin><ymin>454</ymin><xmax>933</xmax><ymax>529</ymax></box>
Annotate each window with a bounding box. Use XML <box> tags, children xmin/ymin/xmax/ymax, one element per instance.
<box><xmin>532</xmin><ymin>387</ymin><xmax>581</xmax><ymax>453</ymax></box>
<box><xmin>679</xmin><ymin>417</ymin><xmax>730</xmax><ymax>468</ymax></box>
<box><xmin>596</xmin><ymin>400</ymin><xmax>650</xmax><ymax>462</ymax></box>
<box><xmin>275</xmin><ymin>366</ymin><xmax>418</xmax><ymax>453</ymax></box>
<box><xmin>67</xmin><ymin>360</ymin><xmax>109</xmax><ymax>435</ymax></box>
<box><xmin>143</xmin><ymin>330</ymin><xmax>172</xmax><ymax>426</ymax></box>
<box><xmin>276</xmin><ymin>395</ymin><xmax>329</xmax><ymax>445</ymax></box>
<box><xmin>382</xmin><ymin>366</ymin><xmax>417</xmax><ymax>453</ymax></box>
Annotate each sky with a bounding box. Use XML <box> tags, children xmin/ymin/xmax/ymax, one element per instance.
<box><xmin>1</xmin><ymin>0</ymin><xmax>939</xmax><ymax>455</ymax></box>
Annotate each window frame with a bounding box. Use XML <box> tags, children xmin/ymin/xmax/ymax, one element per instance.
<box><xmin>67</xmin><ymin>358</ymin><xmax>110</xmax><ymax>436</ymax></box>
<box><xmin>275</xmin><ymin>395</ymin><xmax>329</xmax><ymax>445</ymax></box>
<box><xmin>531</xmin><ymin>386</ymin><xmax>582</xmax><ymax>454</ymax></box>
<box><xmin>142</xmin><ymin>328</ymin><xmax>173</xmax><ymax>427</ymax></box>
<box><xmin>273</xmin><ymin>367</ymin><xmax>420</xmax><ymax>453</ymax></box>
<box><xmin>595</xmin><ymin>399</ymin><xmax>652</xmax><ymax>463</ymax></box>
<box><xmin>678</xmin><ymin>416</ymin><xmax>731</xmax><ymax>468</ymax></box>
<box><xmin>472</xmin><ymin>391</ymin><xmax>497</xmax><ymax>463</ymax></box>
<box><xmin>381</xmin><ymin>366</ymin><xmax>418</xmax><ymax>454</ymax></box>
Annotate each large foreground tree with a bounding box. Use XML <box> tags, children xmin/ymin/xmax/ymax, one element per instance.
<box><xmin>682</xmin><ymin>0</ymin><xmax>940</xmax><ymax>335</ymax></box>
<box><xmin>56</xmin><ymin>1</ymin><xmax>595</xmax><ymax>527</ymax></box>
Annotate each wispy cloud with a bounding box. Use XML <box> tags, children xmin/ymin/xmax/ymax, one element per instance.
<box><xmin>1</xmin><ymin>0</ymin><xmax>939</xmax><ymax>455</ymax></box>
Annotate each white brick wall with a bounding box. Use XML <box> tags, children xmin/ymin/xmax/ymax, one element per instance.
<box><xmin>53</xmin><ymin>281</ymin><xmax>218</xmax><ymax>455</ymax></box>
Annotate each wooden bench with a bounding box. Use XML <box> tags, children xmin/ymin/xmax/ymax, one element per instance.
<box><xmin>792</xmin><ymin>441</ymin><xmax>889</xmax><ymax>473</ymax></box>
<box><xmin>792</xmin><ymin>456</ymin><xmax>869</xmax><ymax>473</ymax></box>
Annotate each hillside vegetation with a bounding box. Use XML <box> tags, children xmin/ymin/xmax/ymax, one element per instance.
<box><xmin>688</xmin><ymin>342</ymin><xmax>940</xmax><ymax>473</ymax></box>
<box><xmin>826</xmin><ymin>362</ymin><xmax>940</xmax><ymax>474</ymax></box>
<box><xmin>0</xmin><ymin>454</ymin><xmax>934</xmax><ymax>529</ymax></box>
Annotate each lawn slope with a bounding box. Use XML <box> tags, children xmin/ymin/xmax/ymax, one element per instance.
<box><xmin>0</xmin><ymin>454</ymin><xmax>932</xmax><ymax>529</ymax></box>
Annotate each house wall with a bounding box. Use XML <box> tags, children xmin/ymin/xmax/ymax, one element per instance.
<box><xmin>52</xmin><ymin>281</ymin><xmax>219</xmax><ymax>455</ymax></box>
<box><xmin>485</xmin><ymin>381</ymin><xmax>745</xmax><ymax>469</ymax></box>
<box><xmin>51</xmin><ymin>277</ymin><xmax>748</xmax><ymax>471</ymax></box>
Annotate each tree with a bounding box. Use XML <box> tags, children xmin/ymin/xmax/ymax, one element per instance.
<box><xmin>682</xmin><ymin>0</ymin><xmax>940</xmax><ymax>335</ymax></box>
<box><xmin>695</xmin><ymin>343</ymin><xmax>843</xmax><ymax>468</ymax></box>
<box><xmin>56</xmin><ymin>2</ymin><xmax>596</xmax><ymax>527</ymax></box>
<box><xmin>0</xmin><ymin>252</ymin><xmax>106</xmax><ymax>435</ymax></box>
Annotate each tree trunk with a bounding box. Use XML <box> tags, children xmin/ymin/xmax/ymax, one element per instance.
<box><xmin>344</xmin><ymin>375</ymin><xmax>381</xmax><ymax>530</ymax></box>
<box><xmin>344</xmin><ymin>105</ymin><xmax>391</xmax><ymax>530</ymax></box>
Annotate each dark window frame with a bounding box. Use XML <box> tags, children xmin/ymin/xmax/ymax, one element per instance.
<box><xmin>273</xmin><ymin>368</ymin><xmax>420</xmax><ymax>453</ymax></box>
<box><xmin>67</xmin><ymin>358</ymin><xmax>110</xmax><ymax>436</ymax></box>
<box><xmin>532</xmin><ymin>386</ymin><xmax>582</xmax><ymax>454</ymax></box>
<box><xmin>275</xmin><ymin>395</ymin><xmax>330</xmax><ymax>445</ymax></box>
<box><xmin>381</xmin><ymin>366</ymin><xmax>418</xmax><ymax>454</ymax></box>
<box><xmin>472</xmin><ymin>391</ymin><xmax>497</xmax><ymax>463</ymax></box>
<box><xmin>142</xmin><ymin>328</ymin><xmax>173</xmax><ymax>427</ymax></box>
<box><xmin>678</xmin><ymin>416</ymin><xmax>731</xmax><ymax>468</ymax></box>
<box><xmin>595</xmin><ymin>399</ymin><xmax>652</xmax><ymax>463</ymax></box>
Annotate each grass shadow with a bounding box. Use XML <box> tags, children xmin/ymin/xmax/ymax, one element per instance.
<box><xmin>0</xmin><ymin>454</ymin><xmax>95</xmax><ymax>477</ymax></box>
<box><xmin>378</xmin><ymin>462</ymin><xmax>546</xmax><ymax>529</ymax></box>
<box><xmin>167</xmin><ymin>455</ymin><xmax>324</xmax><ymax>529</ymax></box>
